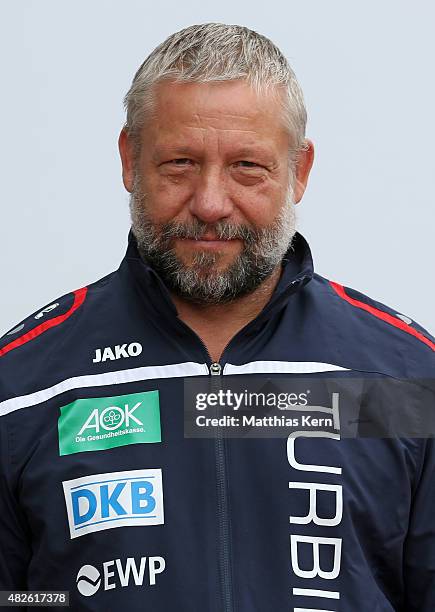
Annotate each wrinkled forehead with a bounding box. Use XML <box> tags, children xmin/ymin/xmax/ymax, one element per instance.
<box><xmin>141</xmin><ymin>79</ymin><xmax>291</xmax><ymax>151</ymax></box>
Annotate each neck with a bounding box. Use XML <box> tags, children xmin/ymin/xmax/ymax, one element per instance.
<box><xmin>170</xmin><ymin>265</ymin><xmax>283</xmax><ymax>362</ymax></box>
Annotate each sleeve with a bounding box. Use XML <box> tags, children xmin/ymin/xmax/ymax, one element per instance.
<box><xmin>403</xmin><ymin>437</ymin><xmax>435</xmax><ymax>610</ymax></box>
<box><xmin>0</xmin><ymin>418</ymin><xmax>31</xmax><ymax>592</ymax></box>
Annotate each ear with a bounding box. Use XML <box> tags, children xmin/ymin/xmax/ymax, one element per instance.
<box><xmin>293</xmin><ymin>139</ymin><xmax>315</xmax><ymax>204</ymax></box>
<box><xmin>118</xmin><ymin>128</ymin><xmax>135</xmax><ymax>193</ymax></box>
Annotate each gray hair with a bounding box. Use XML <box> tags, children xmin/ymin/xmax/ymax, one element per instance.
<box><xmin>123</xmin><ymin>23</ymin><xmax>308</xmax><ymax>161</ymax></box>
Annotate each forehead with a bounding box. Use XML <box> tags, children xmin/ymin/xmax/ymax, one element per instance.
<box><xmin>142</xmin><ymin>80</ymin><xmax>290</xmax><ymax>151</ymax></box>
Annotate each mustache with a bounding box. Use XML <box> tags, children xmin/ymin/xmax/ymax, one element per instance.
<box><xmin>158</xmin><ymin>219</ymin><xmax>260</xmax><ymax>244</ymax></box>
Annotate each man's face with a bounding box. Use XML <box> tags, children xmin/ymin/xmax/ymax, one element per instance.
<box><xmin>119</xmin><ymin>79</ymin><xmax>313</xmax><ymax>303</ymax></box>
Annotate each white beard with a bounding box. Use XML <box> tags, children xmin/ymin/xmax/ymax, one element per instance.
<box><xmin>129</xmin><ymin>174</ymin><xmax>297</xmax><ymax>304</ymax></box>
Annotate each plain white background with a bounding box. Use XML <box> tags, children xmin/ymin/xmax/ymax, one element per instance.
<box><xmin>1</xmin><ymin>0</ymin><xmax>433</xmax><ymax>335</ymax></box>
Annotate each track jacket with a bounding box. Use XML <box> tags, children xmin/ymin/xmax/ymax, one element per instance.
<box><xmin>0</xmin><ymin>230</ymin><xmax>434</xmax><ymax>611</ymax></box>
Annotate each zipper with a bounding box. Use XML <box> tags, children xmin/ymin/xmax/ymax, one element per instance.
<box><xmin>159</xmin><ymin>308</ymin><xmax>234</xmax><ymax>610</ymax></box>
<box><xmin>209</xmin><ymin>362</ymin><xmax>222</xmax><ymax>376</ymax></box>
<box><xmin>208</xmin><ymin>360</ymin><xmax>234</xmax><ymax>612</ymax></box>
<box><xmin>171</xmin><ymin>320</ymin><xmax>234</xmax><ymax>610</ymax></box>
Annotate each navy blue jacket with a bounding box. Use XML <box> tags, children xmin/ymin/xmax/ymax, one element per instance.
<box><xmin>0</xmin><ymin>230</ymin><xmax>434</xmax><ymax>611</ymax></box>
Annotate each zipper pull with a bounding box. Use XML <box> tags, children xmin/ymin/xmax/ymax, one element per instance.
<box><xmin>209</xmin><ymin>362</ymin><xmax>222</xmax><ymax>376</ymax></box>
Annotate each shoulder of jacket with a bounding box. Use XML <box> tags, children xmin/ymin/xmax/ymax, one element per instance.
<box><xmin>327</xmin><ymin>278</ymin><xmax>433</xmax><ymax>346</ymax></box>
<box><xmin>311</xmin><ymin>273</ymin><xmax>435</xmax><ymax>376</ymax></box>
<box><xmin>0</xmin><ymin>271</ymin><xmax>115</xmax><ymax>360</ymax></box>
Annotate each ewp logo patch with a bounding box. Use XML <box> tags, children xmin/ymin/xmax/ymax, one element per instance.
<box><xmin>76</xmin><ymin>556</ymin><xmax>165</xmax><ymax>596</ymax></box>
<box><xmin>62</xmin><ymin>468</ymin><xmax>164</xmax><ymax>539</ymax></box>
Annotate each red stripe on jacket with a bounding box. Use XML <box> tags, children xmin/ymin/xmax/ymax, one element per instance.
<box><xmin>0</xmin><ymin>287</ymin><xmax>88</xmax><ymax>357</ymax></box>
<box><xmin>329</xmin><ymin>281</ymin><xmax>435</xmax><ymax>352</ymax></box>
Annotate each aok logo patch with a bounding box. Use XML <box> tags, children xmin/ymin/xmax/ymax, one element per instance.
<box><xmin>62</xmin><ymin>468</ymin><xmax>164</xmax><ymax>538</ymax></box>
<box><xmin>58</xmin><ymin>391</ymin><xmax>161</xmax><ymax>456</ymax></box>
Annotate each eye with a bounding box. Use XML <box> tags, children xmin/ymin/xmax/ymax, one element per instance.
<box><xmin>168</xmin><ymin>158</ymin><xmax>193</xmax><ymax>166</ymax></box>
<box><xmin>234</xmin><ymin>161</ymin><xmax>262</xmax><ymax>168</ymax></box>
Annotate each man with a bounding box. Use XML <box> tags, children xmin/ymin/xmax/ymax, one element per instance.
<box><xmin>0</xmin><ymin>22</ymin><xmax>434</xmax><ymax>611</ymax></box>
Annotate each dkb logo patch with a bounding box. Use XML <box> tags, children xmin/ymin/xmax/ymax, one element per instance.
<box><xmin>62</xmin><ymin>468</ymin><xmax>164</xmax><ymax>538</ymax></box>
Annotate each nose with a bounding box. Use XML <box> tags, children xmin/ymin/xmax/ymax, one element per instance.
<box><xmin>188</xmin><ymin>166</ymin><xmax>234</xmax><ymax>224</ymax></box>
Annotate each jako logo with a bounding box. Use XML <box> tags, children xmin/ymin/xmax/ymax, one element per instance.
<box><xmin>76</xmin><ymin>556</ymin><xmax>165</xmax><ymax>597</ymax></box>
<box><xmin>93</xmin><ymin>343</ymin><xmax>142</xmax><ymax>363</ymax></box>
<box><xmin>62</xmin><ymin>468</ymin><xmax>164</xmax><ymax>539</ymax></box>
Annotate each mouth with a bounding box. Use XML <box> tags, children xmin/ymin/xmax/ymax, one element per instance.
<box><xmin>177</xmin><ymin>234</ymin><xmax>241</xmax><ymax>248</ymax></box>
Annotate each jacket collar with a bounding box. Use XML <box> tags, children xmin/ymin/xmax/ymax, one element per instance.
<box><xmin>118</xmin><ymin>228</ymin><xmax>314</xmax><ymax>326</ymax></box>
